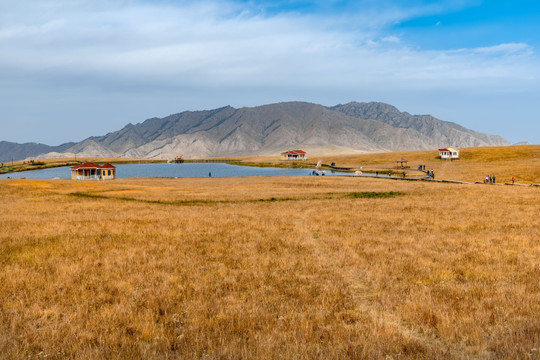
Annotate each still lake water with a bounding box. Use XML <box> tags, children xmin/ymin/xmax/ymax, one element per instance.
<box><xmin>0</xmin><ymin>163</ymin><xmax>353</xmax><ymax>180</ymax></box>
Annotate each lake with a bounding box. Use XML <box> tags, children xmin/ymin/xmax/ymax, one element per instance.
<box><xmin>0</xmin><ymin>163</ymin><xmax>354</xmax><ymax>180</ymax></box>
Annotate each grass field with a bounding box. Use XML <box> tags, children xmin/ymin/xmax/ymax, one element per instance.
<box><xmin>1</xmin><ymin>169</ymin><xmax>539</xmax><ymax>358</ymax></box>
<box><xmin>238</xmin><ymin>145</ymin><xmax>540</xmax><ymax>184</ymax></box>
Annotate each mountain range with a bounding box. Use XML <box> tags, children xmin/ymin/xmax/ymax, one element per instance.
<box><xmin>0</xmin><ymin>101</ymin><xmax>509</xmax><ymax>162</ymax></box>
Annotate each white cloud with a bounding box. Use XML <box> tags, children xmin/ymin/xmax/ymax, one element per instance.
<box><xmin>381</xmin><ymin>35</ymin><xmax>401</xmax><ymax>43</ymax></box>
<box><xmin>0</xmin><ymin>0</ymin><xmax>538</xmax><ymax>144</ymax></box>
<box><xmin>468</xmin><ymin>43</ymin><xmax>531</xmax><ymax>55</ymax></box>
<box><xmin>1</xmin><ymin>0</ymin><xmax>536</xmax><ymax>87</ymax></box>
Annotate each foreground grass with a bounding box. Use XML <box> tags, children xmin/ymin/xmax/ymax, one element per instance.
<box><xmin>1</xmin><ymin>176</ymin><xmax>539</xmax><ymax>359</ymax></box>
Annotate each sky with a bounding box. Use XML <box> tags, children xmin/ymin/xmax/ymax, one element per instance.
<box><xmin>0</xmin><ymin>0</ymin><xmax>539</xmax><ymax>145</ymax></box>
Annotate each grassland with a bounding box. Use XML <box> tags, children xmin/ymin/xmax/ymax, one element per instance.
<box><xmin>236</xmin><ymin>145</ymin><xmax>540</xmax><ymax>184</ymax></box>
<box><xmin>1</xmin><ymin>172</ymin><xmax>539</xmax><ymax>359</ymax></box>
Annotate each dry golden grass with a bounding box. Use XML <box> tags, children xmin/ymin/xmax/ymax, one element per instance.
<box><xmin>237</xmin><ymin>145</ymin><xmax>540</xmax><ymax>184</ymax></box>
<box><xmin>1</xmin><ymin>175</ymin><xmax>539</xmax><ymax>359</ymax></box>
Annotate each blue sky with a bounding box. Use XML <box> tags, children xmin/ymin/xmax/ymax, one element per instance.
<box><xmin>0</xmin><ymin>0</ymin><xmax>539</xmax><ymax>145</ymax></box>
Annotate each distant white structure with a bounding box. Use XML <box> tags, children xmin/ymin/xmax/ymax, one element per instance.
<box><xmin>438</xmin><ymin>147</ymin><xmax>459</xmax><ymax>160</ymax></box>
<box><xmin>355</xmin><ymin>170</ymin><xmax>363</xmax><ymax>176</ymax></box>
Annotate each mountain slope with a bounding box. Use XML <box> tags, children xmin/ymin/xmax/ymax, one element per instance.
<box><xmin>0</xmin><ymin>141</ymin><xmax>75</xmax><ymax>163</ymax></box>
<box><xmin>331</xmin><ymin>102</ymin><xmax>509</xmax><ymax>148</ymax></box>
<box><xmin>114</xmin><ymin>102</ymin><xmax>412</xmax><ymax>158</ymax></box>
<box><xmin>2</xmin><ymin>101</ymin><xmax>510</xmax><ymax>161</ymax></box>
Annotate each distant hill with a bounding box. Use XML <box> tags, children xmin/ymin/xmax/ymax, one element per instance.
<box><xmin>0</xmin><ymin>141</ymin><xmax>75</xmax><ymax>163</ymax></box>
<box><xmin>1</xmin><ymin>101</ymin><xmax>509</xmax><ymax>161</ymax></box>
<box><xmin>513</xmin><ymin>141</ymin><xmax>533</xmax><ymax>146</ymax></box>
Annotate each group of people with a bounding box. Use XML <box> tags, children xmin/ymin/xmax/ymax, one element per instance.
<box><xmin>418</xmin><ymin>164</ymin><xmax>435</xmax><ymax>179</ymax></box>
<box><xmin>484</xmin><ymin>174</ymin><xmax>496</xmax><ymax>184</ymax></box>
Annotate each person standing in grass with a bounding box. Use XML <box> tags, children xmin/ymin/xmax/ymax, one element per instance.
<box><xmin>512</xmin><ymin>177</ymin><xmax>515</xmax><ymax>184</ymax></box>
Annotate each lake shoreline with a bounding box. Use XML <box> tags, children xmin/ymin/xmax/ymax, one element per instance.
<box><xmin>0</xmin><ymin>162</ymin><xmax>354</xmax><ymax>180</ymax></box>
<box><xmin>0</xmin><ymin>157</ymin><xmax>355</xmax><ymax>176</ymax></box>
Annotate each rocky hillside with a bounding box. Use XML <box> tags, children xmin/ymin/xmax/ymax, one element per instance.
<box><xmin>0</xmin><ymin>141</ymin><xmax>75</xmax><ymax>163</ymax></box>
<box><xmin>331</xmin><ymin>102</ymin><xmax>508</xmax><ymax>149</ymax></box>
<box><xmin>3</xmin><ymin>101</ymin><xmax>509</xmax><ymax>161</ymax></box>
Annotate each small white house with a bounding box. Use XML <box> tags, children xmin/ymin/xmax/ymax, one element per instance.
<box><xmin>438</xmin><ymin>147</ymin><xmax>459</xmax><ymax>160</ymax></box>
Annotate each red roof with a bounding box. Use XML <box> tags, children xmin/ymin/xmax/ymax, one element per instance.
<box><xmin>101</xmin><ymin>163</ymin><xmax>116</xmax><ymax>169</ymax></box>
<box><xmin>281</xmin><ymin>149</ymin><xmax>306</xmax><ymax>155</ymax></box>
<box><xmin>71</xmin><ymin>162</ymin><xmax>116</xmax><ymax>170</ymax></box>
<box><xmin>439</xmin><ymin>147</ymin><xmax>458</xmax><ymax>152</ymax></box>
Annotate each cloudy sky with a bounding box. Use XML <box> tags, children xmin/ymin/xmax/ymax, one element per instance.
<box><xmin>1</xmin><ymin>0</ymin><xmax>539</xmax><ymax>145</ymax></box>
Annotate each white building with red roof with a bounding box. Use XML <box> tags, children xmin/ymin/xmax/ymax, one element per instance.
<box><xmin>280</xmin><ymin>149</ymin><xmax>307</xmax><ymax>160</ymax></box>
<box><xmin>70</xmin><ymin>162</ymin><xmax>116</xmax><ymax>180</ymax></box>
<box><xmin>438</xmin><ymin>147</ymin><xmax>459</xmax><ymax>160</ymax></box>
